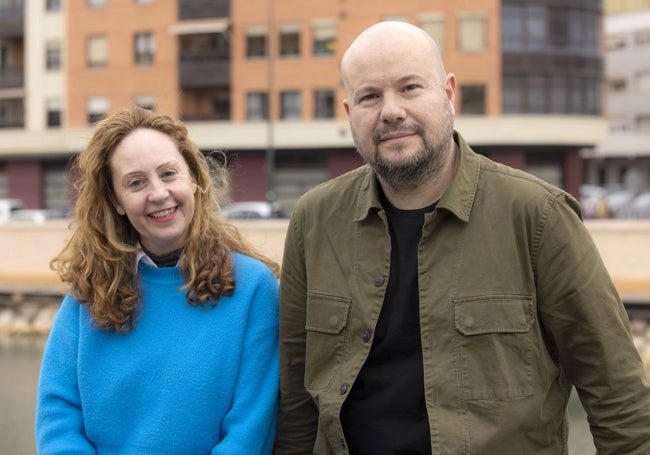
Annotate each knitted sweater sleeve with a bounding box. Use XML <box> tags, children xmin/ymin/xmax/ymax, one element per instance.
<box><xmin>211</xmin><ymin>257</ymin><xmax>280</xmax><ymax>455</ymax></box>
<box><xmin>35</xmin><ymin>295</ymin><xmax>95</xmax><ymax>454</ymax></box>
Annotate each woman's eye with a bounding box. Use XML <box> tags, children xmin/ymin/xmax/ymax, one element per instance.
<box><xmin>161</xmin><ymin>169</ymin><xmax>177</xmax><ymax>179</ymax></box>
<box><xmin>127</xmin><ymin>179</ymin><xmax>144</xmax><ymax>189</ymax></box>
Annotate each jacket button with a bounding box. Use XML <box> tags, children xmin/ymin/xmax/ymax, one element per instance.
<box><xmin>373</xmin><ymin>275</ymin><xmax>385</xmax><ymax>287</ymax></box>
<box><xmin>340</xmin><ymin>383</ymin><xmax>349</xmax><ymax>395</ymax></box>
<box><xmin>361</xmin><ymin>329</ymin><xmax>371</xmax><ymax>342</ymax></box>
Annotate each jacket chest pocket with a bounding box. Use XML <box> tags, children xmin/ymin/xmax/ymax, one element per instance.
<box><xmin>304</xmin><ymin>292</ymin><xmax>351</xmax><ymax>391</ymax></box>
<box><xmin>454</xmin><ymin>295</ymin><xmax>535</xmax><ymax>400</ymax></box>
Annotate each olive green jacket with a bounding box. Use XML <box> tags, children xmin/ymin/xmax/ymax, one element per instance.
<box><xmin>275</xmin><ymin>132</ymin><xmax>650</xmax><ymax>454</ymax></box>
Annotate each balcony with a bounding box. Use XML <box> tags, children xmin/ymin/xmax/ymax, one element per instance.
<box><xmin>179</xmin><ymin>59</ymin><xmax>230</xmax><ymax>88</ymax></box>
<box><xmin>178</xmin><ymin>0</ymin><xmax>229</xmax><ymax>20</ymax></box>
<box><xmin>0</xmin><ymin>68</ymin><xmax>23</xmax><ymax>90</ymax></box>
<box><xmin>0</xmin><ymin>0</ymin><xmax>24</xmax><ymax>37</ymax></box>
<box><xmin>0</xmin><ymin>98</ymin><xmax>24</xmax><ymax>128</ymax></box>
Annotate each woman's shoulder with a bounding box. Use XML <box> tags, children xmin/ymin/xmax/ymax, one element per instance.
<box><xmin>232</xmin><ymin>251</ymin><xmax>277</xmax><ymax>281</ymax></box>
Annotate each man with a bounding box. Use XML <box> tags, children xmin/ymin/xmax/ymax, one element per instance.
<box><xmin>275</xmin><ymin>21</ymin><xmax>650</xmax><ymax>454</ymax></box>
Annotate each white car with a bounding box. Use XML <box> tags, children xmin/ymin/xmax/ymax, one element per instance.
<box><xmin>220</xmin><ymin>201</ymin><xmax>286</xmax><ymax>220</ymax></box>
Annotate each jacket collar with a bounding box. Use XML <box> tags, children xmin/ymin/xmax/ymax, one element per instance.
<box><xmin>354</xmin><ymin>130</ymin><xmax>479</xmax><ymax>224</ymax></box>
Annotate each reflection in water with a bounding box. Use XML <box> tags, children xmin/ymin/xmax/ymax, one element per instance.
<box><xmin>1</xmin><ymin>339</ymin><xmax>597</xmax><ymax>455</ymax></box>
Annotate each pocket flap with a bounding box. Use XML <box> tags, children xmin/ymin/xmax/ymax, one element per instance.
<box><xmin>454</xmin><ymin>295</ymin><xmax>534</xmax><ymax>335</ymax></box>
<box><xmin>306</xmin><ymin>293</ymin><xmax>351</xmax><ymax>335</ymax></box>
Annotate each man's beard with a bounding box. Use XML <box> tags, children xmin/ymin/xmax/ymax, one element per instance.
<box><xmin>353</xmin><ymin>105</ymin><xmax>454</xmax><ymax>192</ymax></box>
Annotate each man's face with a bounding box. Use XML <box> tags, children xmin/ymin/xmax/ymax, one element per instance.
<box><xmin>343</xmin><ymin>35</ymin><xmax>456</xmax><ymax>189</ymax></box>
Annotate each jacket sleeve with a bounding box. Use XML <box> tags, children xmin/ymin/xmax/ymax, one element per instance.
<box><xmin>212</xmin><ymin>266</ymin><xmax>280</xmax><ymax>455</ymax></box>
<box><xmin>535</xmin><ymin>194</ymin><xmax>650</xmax><ymax>454</ymax></box>
<box><xmin>274</xmin><ymin>211</ymin><xmax>320</xmax><ymax>454</ymax></box>
<box><xmin>35</xmin><ymin>296</ymin><xmax>96</xmax><ymax>454</ymax></box>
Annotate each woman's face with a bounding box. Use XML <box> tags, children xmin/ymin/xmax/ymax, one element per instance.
<box><xmin>109</xmin><ymin>128</ymin><xmax>197</xmax><ymax>256</ymax></box>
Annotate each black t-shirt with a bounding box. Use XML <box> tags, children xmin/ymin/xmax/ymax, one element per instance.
<box><xmin>340</xmin><ymin>194</ymin><xmax>435</xmax><ymax>454</ymax></box>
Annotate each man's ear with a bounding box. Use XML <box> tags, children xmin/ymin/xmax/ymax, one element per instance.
<box><xmin>445</xmin><ymin>73</ymin><xmax>457</xmax><ymax>115</ymax></box>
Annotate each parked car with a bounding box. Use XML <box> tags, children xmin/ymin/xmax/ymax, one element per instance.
<box><xmin>617</xmin><ymin>191</ymin><xmax>650</xmax><ymax>219</ymax></box>
<box><xmin>0</xmin><ymin>198</ymin><xmax>24</xmax><ymax>223</ymax></box>
<box><xmin>220</xmin><ymin>201</ymin><xmax>287</xmax><ymax>220</ymax></box>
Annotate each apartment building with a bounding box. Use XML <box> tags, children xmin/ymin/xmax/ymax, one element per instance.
<box><xmin>583</xmin><ymin>8</ymin><xmax>650</xmax><ymax>193</ymax></box>
<box><xmin>0</xmin><ymin>0</ymin><xmax>607</xmax><ymax>215</ymax></box>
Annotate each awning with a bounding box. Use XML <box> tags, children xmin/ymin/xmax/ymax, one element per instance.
<box><xmin>171</xmin><ymin>18</ymin><xmax>229</xmax><ymax>35</ymax></box>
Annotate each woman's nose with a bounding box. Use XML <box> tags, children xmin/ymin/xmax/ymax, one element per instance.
<box><xmin>147</xmin><ymin>179</ymin><xmax>170</xmax><ymax>201</ymax></box>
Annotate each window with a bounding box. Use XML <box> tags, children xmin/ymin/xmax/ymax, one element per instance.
<box><xmin>460</xmin><ymin>85</ymin><xmax>485</xmax><ymax>115</ymax></box>
<box><xmin>458</xmin><ymin>12</ymin><xmax>486</xmax><ymax>52</ymax></box>
<box><xmin>525</xmin><ymin>5</ymin><xmax>547</xmax><ymax>51</ymax></box>
<box><xmin>550</xmin><ymin>76</ymin><xmax>568</xmax><ymax>113</ymax></box>
<box><xmin>46</xmin><ymin>41</ymin><xmax>61</xmax><ymax>71</ymax></box>
<box><xmin>87</xmin><ymin>96</ymin><xmax>108</xmax><ymax>125</ymax></box>
<box><xmin>502</xmin><ymin>75</ymin><xmax>524</xmax><ymax>113</ymax></box>
<box><xmin>87</xmin><ymin>0</ymin><xmax>107</xmax><ymax>6</ymax></box>
<box><xmin>46</xmin><ymin>0</ymin><xmax>61</xmax><ymax>12</ymax></box>
<box><xmin>528</xmin><ymin>76</ymin><xmax>547</xmax><ymax>113</ymax></box>
<box><xmin>246</xmin><ymin>92</ymin><xmax>268</xmax><ymax>120</ymax></box>
<box><xmin>636</xmin><ymin>114</ymin><xmax>650</xmax><ymax>132</ymax></box>
<box><xmin>314</xmin><ymin>89</ymin><xmax>334</xmax><ymax>118</ymax></box>
<box><xmin>312</xmin><ymin>19</ymin><xmax>335</xmax><ymax>56</ymax></box>
<box><xmin>134</xmin><ymin>32</ymin><xmax>155</xmax><ymax>65</ymax></box>
<box><xmin>280</xmin><ymin>91</ymin><xmax>301</xmax><ymax>119</ymax></box>
<box><xmin>419</xmin><ymin>12</ymin><xmax>445</xmax><ymax>50</ymax></box>
<box><xmin>635</xmin><ymin>28</ymin><xmax>650</xmax><ymax>46</ymax></box>
<box><xmin>87</xmin><ymin>35</ymin><xmax>108</xmax><ymax>68</ymax></box>
<box><xmin>501</xmin><ymin>5</ymin><xmax>524</xmax><ymax>51</ymax></box>
<box><xmin>607</xmin><ymin>34</ymin><xmax>627</xmax><ymax>51</ymax></box>
<box><xmin>609</xmin><ymin>78</ymin><xmax>627</xmax><ymax>92</ymax></box>
<box><xmin>134</xmin><ymin>95</ymin><xmax>155</xmax><ymax>111</ymax></box>
<box><xmin>46</xmin><ymin>98</ymin><xmax>62</xmax><ymax>128</ymax></box>
<box><xmin>280</xmin><ymin>24</ymin><xmax>300</xmax><ymax>57</ymax></box>
<box><xmin>637</xmin><ymin>70</ymin><xmax>650</xmax><ymax>92</ymax></box>
<box><xmin>213</xmin><ymin>91</ymin><xmax>230</xmax><ymax>120</ymax></box>
<box><xmin>246</xmin><ymin>26</ymin><xmax>267</xmax><ymax>58</ymax></box>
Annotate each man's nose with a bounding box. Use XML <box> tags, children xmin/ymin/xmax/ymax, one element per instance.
<box><xmin>380</xmin><ymin>92</ymin><xmax>406</xmax><ymax>123</ymax></box>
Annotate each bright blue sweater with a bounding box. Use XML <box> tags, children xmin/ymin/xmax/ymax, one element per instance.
<box><xmin>36</xmin><ymin>253</ymin><xmax>279</xmax><ymax>454</ymax></box>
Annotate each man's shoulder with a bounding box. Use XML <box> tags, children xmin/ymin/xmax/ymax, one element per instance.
<box><xmin>477</xmin><ymin>153</ymin><xmax>566</xmax><ymax>199</ymax></box>
<box><xmin>297</xmin><ymin>165</ymin><xmax>371</xmax><ymax>207</ymax></box>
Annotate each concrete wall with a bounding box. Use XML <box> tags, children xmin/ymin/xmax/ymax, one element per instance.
<box><xmin>0</xmin><ymin>219</ymin><xmax>649</xmax><ymax>301</ymax></box>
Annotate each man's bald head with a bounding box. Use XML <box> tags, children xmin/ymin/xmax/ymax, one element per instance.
<box><xmin>341</xmin><ymin>21</ymin><xmax>447</xmax><ymax>94</ymax></box>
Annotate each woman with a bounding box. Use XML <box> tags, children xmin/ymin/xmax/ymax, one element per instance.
<box><xmin>35</xmin><ymin>107</ymin><xmax>280</xmax><ymax>454</ymax></box>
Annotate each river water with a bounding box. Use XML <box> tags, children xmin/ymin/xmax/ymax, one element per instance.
<box><xmin>1</xmin><ymin>337</ymin><xmax>598</xmax><ymax>455</ymax></box>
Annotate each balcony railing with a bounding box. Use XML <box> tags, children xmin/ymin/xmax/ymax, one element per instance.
<box><xmin>0</xmin><ymin>68</ymin><xmax>23</xmax><ymax>89</ymax></box>
<box><xmin>179</xmin><ymin>59</ymin><xmax>230</xmax><ymax>88</ymax></box>
<box><xmin>178</xmin><ymin>0</ymin><xmax>229</xmax><ymax>20</ymax></box>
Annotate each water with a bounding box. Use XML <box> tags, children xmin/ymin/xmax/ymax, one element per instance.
<box><xmin>1</xmin><ymin>340</ymin><xmax>596</xmax><ymax>455</ymax></box>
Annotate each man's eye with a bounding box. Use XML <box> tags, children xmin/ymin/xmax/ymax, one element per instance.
<box><xmin>359</xmin><ymin>93</ymin><xmax>378</xmax><ymax>102</ymax></box>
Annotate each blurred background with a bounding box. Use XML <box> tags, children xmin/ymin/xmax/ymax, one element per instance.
<box><xmin>1</xmin><ymin>0</ymin><xmax>650</xmax><ymax>453</ymax></box>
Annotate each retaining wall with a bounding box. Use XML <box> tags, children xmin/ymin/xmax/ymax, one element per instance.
<box><xmin>0</xmin><ymin>218</ymin><xmax>649</xmax><ymax>300</ymax></box>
